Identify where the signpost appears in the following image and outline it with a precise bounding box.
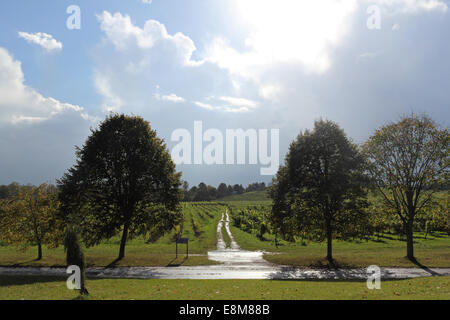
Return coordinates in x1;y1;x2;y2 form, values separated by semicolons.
176;237;189;258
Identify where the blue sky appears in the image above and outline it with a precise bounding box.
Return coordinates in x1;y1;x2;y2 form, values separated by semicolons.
0;0;449;187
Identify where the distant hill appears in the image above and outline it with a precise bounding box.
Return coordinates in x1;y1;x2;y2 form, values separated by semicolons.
218;191;270;202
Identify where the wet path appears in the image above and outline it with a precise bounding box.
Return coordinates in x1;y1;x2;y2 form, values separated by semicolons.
207;209;270;266
1;266;449;280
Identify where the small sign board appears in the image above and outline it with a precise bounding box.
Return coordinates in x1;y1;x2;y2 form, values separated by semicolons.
177;238;188;244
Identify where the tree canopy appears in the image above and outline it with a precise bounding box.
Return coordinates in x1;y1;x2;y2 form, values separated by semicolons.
58;114;183;259
363;114;449;260
0;183;62;260
269;120;369;261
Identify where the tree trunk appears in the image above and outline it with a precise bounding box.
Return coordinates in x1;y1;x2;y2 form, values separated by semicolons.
406;219;414;260
326;219;333;262
37;242;42;261
118;221;129;260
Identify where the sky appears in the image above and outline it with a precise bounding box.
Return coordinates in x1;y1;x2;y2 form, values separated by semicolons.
0;0;449;187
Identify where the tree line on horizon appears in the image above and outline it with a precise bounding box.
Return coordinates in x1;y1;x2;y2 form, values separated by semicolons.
0;181;267;202
182;182;267;202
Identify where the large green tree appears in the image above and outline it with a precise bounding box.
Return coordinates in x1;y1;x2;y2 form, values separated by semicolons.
0;184;63;260
58;114;182;260
363;114;449;260
269;120;369;261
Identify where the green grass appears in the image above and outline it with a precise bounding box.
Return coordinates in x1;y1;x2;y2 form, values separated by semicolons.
222;223;231;249
0;203;226;268
0;276;448;300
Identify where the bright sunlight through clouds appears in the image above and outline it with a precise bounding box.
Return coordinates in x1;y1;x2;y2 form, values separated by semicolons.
218;0;358;74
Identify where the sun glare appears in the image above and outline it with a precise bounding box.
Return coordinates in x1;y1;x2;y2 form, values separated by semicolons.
235;0;357;72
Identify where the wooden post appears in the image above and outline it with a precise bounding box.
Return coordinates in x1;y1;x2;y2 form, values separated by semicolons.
176;238;188;259
176;238;189;258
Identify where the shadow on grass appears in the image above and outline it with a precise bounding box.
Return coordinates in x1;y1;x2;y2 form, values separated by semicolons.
409;257;440;276
427;232;448;239
166;256;188;267
105;257;123;268
266;277;415;284
3;258;42;267
307;258;358;269
369;238;387;244
372;232;443;242
375;234;406;242
0;275;65;287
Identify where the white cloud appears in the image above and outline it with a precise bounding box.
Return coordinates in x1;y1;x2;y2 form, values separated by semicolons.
194;96;258;113
204;38;254;78
10;116;48;125
94;72;123;112
222;106;255;113
194;101;218;111
153;92;258;112
392;23;401;30
0;47;91;125
18;32;62;52
357;51;384;63
94;3;447;120
205;0;358;77
205;0;447;80
94;11;261;115
371;0;447;14
97;11;198;66
142;0;152;4
259;85;282;101
218;96;258;109
155;93;186;103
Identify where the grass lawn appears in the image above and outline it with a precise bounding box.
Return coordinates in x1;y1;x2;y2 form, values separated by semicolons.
0;203;225;268
221;223;232;248
0;276;448;300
